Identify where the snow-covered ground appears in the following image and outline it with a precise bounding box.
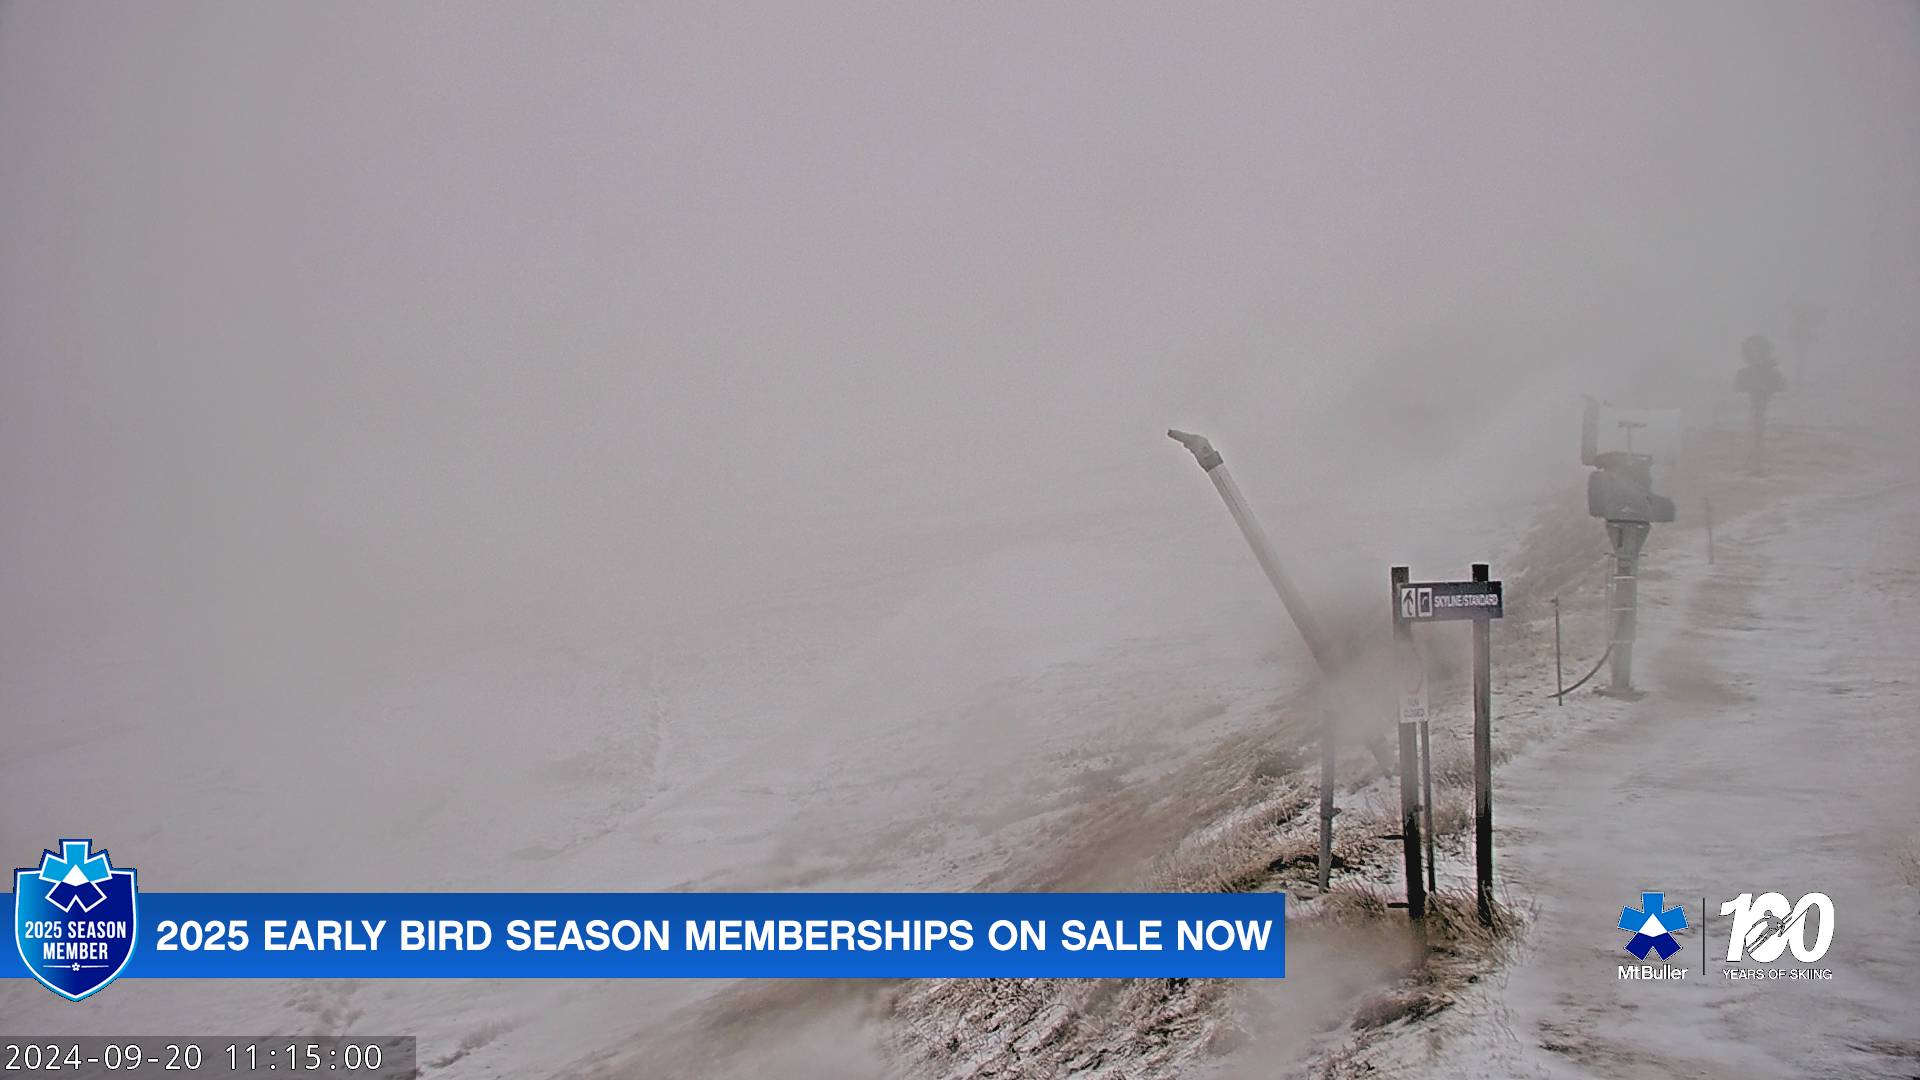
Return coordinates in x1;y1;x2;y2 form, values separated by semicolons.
15;391;1916;1080
1324;440;1920;1075
8;384;1913;1080
9;4;1920;1074
0;429;1556;1074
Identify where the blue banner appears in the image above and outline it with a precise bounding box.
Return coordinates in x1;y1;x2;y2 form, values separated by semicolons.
85;893;1284;979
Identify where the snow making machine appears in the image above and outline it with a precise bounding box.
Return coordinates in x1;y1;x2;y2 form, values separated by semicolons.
1581;398;1679;699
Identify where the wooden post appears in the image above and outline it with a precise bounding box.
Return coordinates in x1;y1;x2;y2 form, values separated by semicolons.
1472;562;1494;926
1391;566;1426;931
1319;719;1335;891
1420;716;1436;894
1552;595;1563;704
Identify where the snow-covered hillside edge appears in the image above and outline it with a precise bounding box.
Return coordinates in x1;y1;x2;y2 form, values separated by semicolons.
851;418;1910;1079
1307;442;1920;1076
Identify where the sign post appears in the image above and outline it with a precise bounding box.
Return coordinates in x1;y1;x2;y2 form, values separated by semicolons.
1394;615;1438;891
1392;564;1504;927
1390;567;1426;934
1418;697;1436;895
1471;563;1494;926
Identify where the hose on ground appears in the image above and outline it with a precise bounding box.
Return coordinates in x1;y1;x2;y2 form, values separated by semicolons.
1554;640;1614;700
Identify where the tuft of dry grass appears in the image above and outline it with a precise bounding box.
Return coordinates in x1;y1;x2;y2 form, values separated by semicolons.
1430;743;1517;789
1152;811;1282;894
1149;778;1318;894
1250;745;1306;780
1261;834;1347;878
1303;883;1521;957
1428;792;1473;840
1421;886;1524;958
1311;880;1397;926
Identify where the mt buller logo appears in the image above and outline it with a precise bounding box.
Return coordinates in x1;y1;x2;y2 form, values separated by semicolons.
14;839;138;1001
1618;890;1686;960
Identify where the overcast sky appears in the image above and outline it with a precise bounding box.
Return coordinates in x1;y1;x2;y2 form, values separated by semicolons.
4;2;1917;693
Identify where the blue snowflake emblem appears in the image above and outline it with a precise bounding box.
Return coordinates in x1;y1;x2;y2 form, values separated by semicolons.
37;840;115;914
1618;890;1687;960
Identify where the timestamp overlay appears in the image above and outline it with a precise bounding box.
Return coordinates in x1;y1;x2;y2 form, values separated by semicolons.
0;1038;414;1078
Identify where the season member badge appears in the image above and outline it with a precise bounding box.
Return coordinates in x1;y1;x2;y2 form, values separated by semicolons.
14;839;138;1000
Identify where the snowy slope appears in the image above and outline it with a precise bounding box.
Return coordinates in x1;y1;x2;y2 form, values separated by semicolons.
1315;448;1920;1075
0;435;1558;1074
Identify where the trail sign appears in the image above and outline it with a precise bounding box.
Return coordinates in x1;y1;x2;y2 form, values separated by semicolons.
1395;579;1503;623
1391;563;1502;932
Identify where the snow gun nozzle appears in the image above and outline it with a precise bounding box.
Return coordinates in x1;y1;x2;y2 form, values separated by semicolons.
1167;429;1223;471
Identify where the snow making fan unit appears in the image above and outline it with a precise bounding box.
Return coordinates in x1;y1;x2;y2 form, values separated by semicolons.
1582;399;1678;525
1580;398;1680;699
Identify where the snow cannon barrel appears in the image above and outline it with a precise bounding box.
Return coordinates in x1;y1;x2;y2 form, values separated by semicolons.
1167;429;1223;471
1165;429;1330;671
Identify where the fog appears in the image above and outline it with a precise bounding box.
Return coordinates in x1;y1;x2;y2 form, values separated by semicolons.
7;3;1916;689
3;1;1919;1065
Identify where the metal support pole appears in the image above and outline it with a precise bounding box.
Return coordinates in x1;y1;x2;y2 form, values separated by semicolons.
1168;432;1332;666
1318;717;1335;891
1552;596;1563;704
1168;430;1352;890
1605;522;1649;698
1472;562;1494;927
1216;447;1399;790
1390;567;1426;930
